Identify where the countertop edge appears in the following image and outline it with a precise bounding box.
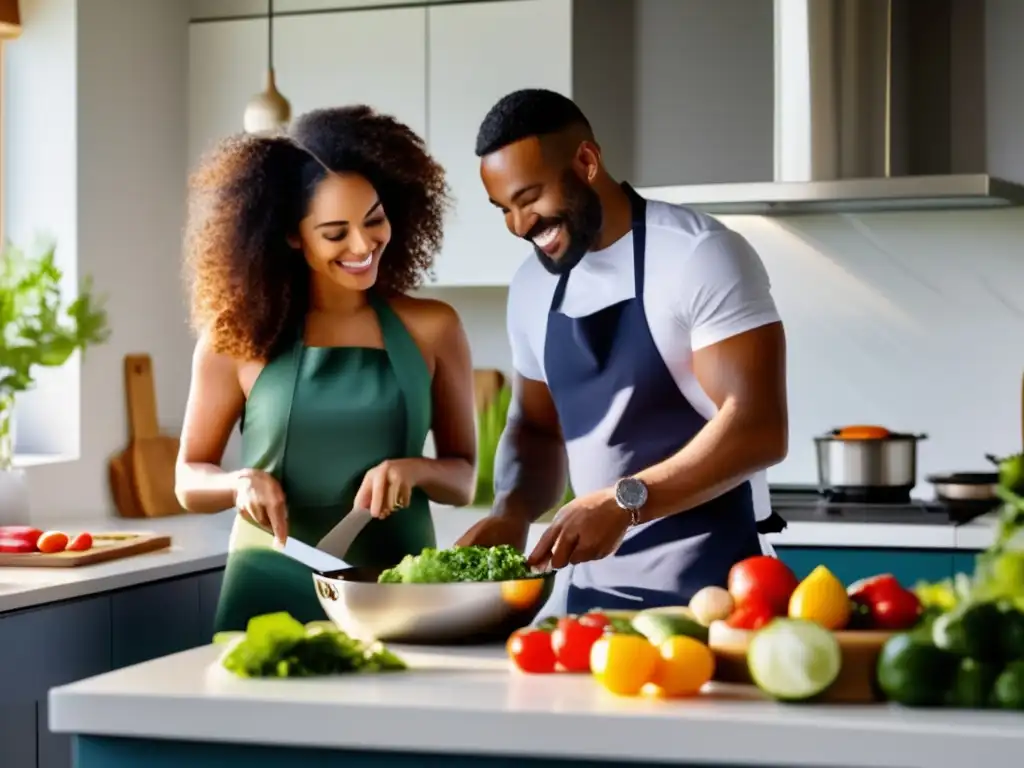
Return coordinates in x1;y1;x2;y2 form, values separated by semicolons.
46;644;1022;768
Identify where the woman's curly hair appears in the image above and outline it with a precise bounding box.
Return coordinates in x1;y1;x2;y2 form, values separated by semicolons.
184;105;450;361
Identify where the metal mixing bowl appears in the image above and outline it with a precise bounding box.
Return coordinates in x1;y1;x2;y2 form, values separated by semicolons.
311;566;556;645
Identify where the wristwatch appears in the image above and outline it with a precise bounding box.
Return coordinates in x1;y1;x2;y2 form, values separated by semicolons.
614;477;648;527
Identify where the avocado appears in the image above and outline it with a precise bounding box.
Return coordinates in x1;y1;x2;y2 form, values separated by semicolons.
947;658;1001;709
931;600;1003;662
997;602;1024;661
991;660;1024;710
876;632;957;707
631;606;709;645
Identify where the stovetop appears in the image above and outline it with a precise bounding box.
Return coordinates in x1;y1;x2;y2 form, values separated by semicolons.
770;486;998;526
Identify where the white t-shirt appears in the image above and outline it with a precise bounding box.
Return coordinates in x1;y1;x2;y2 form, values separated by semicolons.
506;199;781;522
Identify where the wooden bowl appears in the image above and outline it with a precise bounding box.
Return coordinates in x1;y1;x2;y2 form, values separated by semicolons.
708;621;893;703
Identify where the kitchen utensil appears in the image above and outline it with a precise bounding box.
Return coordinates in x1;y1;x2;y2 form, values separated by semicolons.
0;533;171;568
814;427;927;499
312;568;556;645
927;471;999;502
125;355;185;518
316;507;372;558
708;620;893;703
273;536;349;574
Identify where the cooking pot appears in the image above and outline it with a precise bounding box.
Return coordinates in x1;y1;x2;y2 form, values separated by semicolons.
814;426;927;497
926;454;1007;503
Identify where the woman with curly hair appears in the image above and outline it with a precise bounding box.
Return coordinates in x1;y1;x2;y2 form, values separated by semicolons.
176;106;476;631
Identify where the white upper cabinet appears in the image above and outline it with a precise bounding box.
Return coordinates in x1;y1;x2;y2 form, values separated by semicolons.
188;19;267;170
273;8;427;138
426;0;572;287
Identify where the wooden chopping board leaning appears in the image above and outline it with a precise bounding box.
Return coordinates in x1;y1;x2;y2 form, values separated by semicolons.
108;354;185;518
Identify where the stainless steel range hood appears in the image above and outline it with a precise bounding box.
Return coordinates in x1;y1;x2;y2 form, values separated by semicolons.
640;0;1024;215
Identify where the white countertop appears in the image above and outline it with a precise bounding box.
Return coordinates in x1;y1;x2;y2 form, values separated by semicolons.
48;642;1024;767
0;506;998;616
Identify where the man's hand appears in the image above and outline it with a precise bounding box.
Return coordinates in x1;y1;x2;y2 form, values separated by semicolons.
527;488;630;570
455;514;531;551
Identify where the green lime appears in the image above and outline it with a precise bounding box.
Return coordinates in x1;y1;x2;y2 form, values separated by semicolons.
877;632;957;707
931;601;1003;661
991;660;1024;710
997;602;1024;661
947;658;1001;708
747;618;842;702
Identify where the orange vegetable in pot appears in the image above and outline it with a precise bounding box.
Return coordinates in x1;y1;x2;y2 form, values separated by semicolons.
835;425;891;440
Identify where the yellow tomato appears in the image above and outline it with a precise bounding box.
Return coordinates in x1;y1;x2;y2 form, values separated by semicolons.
589;634;659;696
649;636;716;698
788;565;852;630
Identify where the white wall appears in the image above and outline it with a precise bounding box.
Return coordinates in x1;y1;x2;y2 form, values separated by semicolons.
424;206;1024;492
5;0;194;521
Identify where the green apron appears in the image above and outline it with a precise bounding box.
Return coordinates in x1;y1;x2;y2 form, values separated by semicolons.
213;292;436;633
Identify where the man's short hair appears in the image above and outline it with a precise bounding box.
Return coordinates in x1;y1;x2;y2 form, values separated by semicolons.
474;88;592;158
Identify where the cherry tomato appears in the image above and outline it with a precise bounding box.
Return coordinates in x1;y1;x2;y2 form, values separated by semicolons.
870;589;922;631
37;531;69;554
726;598;775;630
507;628;557;674
552;617;605;672
727;556;799;615
578;612;611;630
67;532;94;552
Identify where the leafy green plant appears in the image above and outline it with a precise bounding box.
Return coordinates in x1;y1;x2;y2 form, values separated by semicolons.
473;383;573;511
0;239;110;468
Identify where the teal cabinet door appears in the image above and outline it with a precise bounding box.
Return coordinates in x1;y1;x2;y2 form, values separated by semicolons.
953;552;980;578
111;578;202;669
775;547;955;586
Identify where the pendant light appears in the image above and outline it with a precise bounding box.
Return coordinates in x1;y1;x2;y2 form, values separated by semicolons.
243;0;291;134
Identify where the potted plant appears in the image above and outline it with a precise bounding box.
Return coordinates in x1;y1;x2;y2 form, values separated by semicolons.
0;239;109;521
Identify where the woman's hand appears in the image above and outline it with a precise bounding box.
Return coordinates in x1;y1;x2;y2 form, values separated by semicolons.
233;468;289;544
354;459;422;519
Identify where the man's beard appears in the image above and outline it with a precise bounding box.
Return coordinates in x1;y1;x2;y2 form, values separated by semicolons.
527;171;603;276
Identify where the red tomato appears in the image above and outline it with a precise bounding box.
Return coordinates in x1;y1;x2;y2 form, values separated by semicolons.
0;537;37;553
37;531;69;554
67;532;94;552
578;612;611;630
551;617;605;672
725;598;775;630
869;589;922;631
0;526;42;546
507;629;557;674
727;556;799;615
847;573;901;602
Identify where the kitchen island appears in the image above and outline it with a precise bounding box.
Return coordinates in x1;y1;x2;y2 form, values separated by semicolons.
1;503;1003;768
49;642;1024;768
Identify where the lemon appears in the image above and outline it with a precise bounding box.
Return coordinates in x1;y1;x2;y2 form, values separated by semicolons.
788;565;852;630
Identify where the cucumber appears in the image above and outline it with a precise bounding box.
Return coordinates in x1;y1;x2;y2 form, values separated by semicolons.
631;606;709;645
746;618;842;702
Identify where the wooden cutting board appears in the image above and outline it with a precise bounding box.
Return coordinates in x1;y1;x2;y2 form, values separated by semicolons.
0;532;172;568
125;354;185;517
109;356;147;518
708;620;893;703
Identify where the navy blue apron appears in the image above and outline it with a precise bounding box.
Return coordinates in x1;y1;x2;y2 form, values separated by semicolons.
541;183;770;616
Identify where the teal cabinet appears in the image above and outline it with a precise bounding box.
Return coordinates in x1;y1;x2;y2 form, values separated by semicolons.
0;567;226;768
953;552;979;578
111;578;203;669
775;547;956;586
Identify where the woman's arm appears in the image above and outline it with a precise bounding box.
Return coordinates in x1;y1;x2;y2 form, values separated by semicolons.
406;301;477;506
175;334;247;513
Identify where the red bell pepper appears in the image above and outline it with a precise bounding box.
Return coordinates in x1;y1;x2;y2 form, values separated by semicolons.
847;573;921;630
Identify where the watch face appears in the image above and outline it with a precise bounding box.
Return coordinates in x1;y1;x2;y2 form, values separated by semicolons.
616;478;648;510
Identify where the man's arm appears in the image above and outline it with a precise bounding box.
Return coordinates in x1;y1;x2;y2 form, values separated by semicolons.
492;374;569;524
634;320;788;522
